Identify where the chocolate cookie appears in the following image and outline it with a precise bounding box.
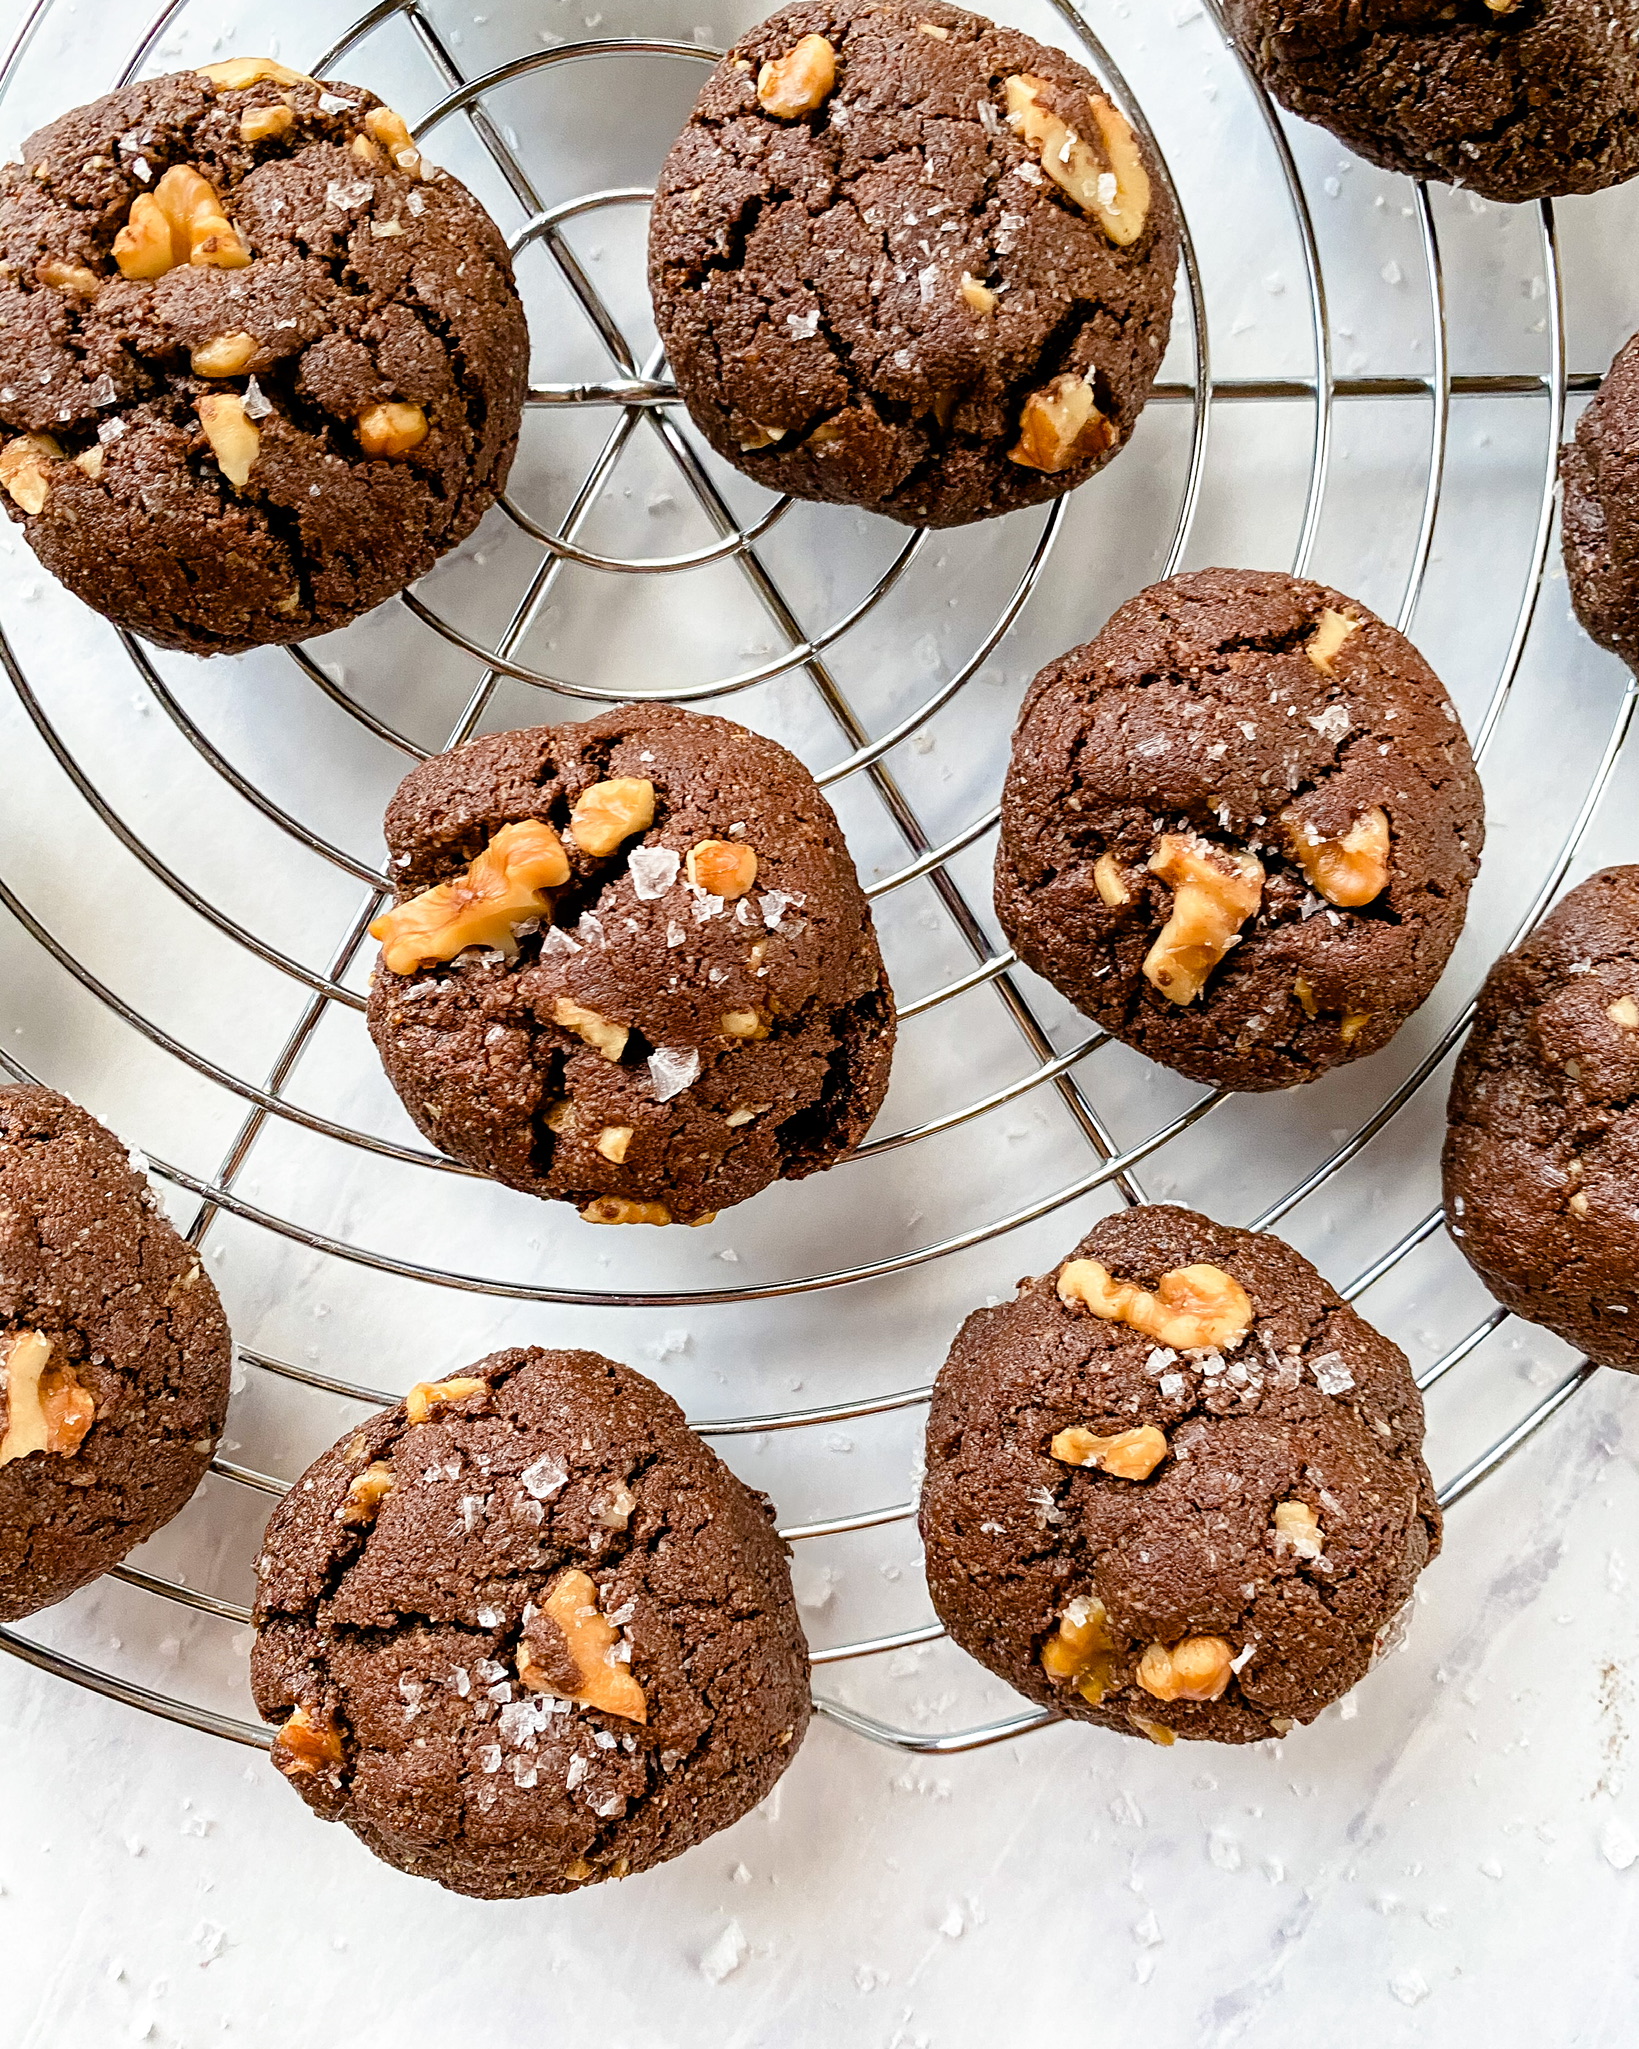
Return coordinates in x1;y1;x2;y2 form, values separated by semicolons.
251;1347;811;1897
0;59;528;655
994;568;1484;1091
1224;0;1639;205
920;1205;1440;1744
648;0;1179;528
1562;333;1639;668
1444;867;1639;1369
0;1085;232;1621
366;703;895;1226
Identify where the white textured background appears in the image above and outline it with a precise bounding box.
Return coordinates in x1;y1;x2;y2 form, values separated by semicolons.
1;0;1638;2043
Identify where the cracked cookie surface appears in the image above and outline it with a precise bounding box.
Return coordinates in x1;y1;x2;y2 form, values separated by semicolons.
0;1084;232;1620
365;702;895;1224
994;567;1484;1091
648;0;1178;528
0;65;527;654
1224;0;1639;204
1563;332;1639;669
1444;866;1639;1370
250;1346;811;1897
920;1205;1440;1744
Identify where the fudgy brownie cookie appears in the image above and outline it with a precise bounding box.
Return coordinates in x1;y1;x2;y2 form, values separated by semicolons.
921;1205;1440;1744
994;568;1484;1091
1563;333;1639;668
1444;867;1639;1369
252;1347;811;1897
0;1085;232;1620
366;703;895;1225
1224;0;1639;205
0;59;527;654
649;0;1179;528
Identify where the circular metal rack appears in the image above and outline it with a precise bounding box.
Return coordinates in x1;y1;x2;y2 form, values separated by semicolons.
0;0;1625;1760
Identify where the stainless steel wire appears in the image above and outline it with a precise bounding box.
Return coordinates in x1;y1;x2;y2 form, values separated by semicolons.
0;0;1618;1761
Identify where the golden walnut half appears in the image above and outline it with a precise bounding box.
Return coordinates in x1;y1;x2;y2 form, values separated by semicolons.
1136;1635;1235;1703
567;777;656;858
271;1702;346;1779
1058;1256;1254;1352
0;434;60;515
686;838;758;899
371;819;570;975
1281;804;1391;909
1050;1423;1168;1480
0;1330;95;1466
403;1375;488;1424
756;33;837;118
1039;1594;1116;1705
516;1567;648;1722
113;164;250;279
1009;372;1116;474
1143;832;1264;1005
1002;74;1150;245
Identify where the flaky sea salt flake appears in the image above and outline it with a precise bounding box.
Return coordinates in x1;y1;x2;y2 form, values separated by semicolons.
649;1045;701;1102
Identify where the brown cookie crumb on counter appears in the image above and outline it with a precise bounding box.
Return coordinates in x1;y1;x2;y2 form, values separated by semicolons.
251;1347;812;1897
0;59;527;653
0;1084;232;1620
1444;866;1639;1370
920;1205;1440;1744
994;568;1484;1091
649;0;1178;527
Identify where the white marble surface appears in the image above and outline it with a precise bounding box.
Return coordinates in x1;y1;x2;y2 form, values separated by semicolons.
1;0;1638;2042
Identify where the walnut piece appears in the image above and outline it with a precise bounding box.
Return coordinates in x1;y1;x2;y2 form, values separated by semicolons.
241;104;295;145
1136;1635;1235;1703
357;401;428;458
1009;371;1115;474
568;777;656;858
960;271;997;314
113;165;250;279
725;1102;770;1128
738;421;788;452
196;393;260;489
364;106;424;177
339;1461;395;1526
0;1330;95;1466
1002;74;1150;245
720;1008;770;1040
1273;1498;1323;1561
756;33;837;118
1142;831;1264;1004
1093;851;1132;906
271;1703;345;1778
1281;804;1390;909
1340;1010;1371;1045
1050;1422;1167;1480
191;330;258;378
517;1567;647;1721
686;838;758;899
595;1124;633;1164
0;433;60;514
552;997;630;1063
1610;997;1639;1028
198;56;312;88
1058;1256;1254;1352
404;1375;487;1424
74;445;104;480
581;1197;673;1225
370;819;570;975
37;258;99;294
1306;607;1360;674
1039;1594;1115;1705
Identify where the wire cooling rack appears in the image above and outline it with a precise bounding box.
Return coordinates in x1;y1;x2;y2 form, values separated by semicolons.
0;0;1627;1763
